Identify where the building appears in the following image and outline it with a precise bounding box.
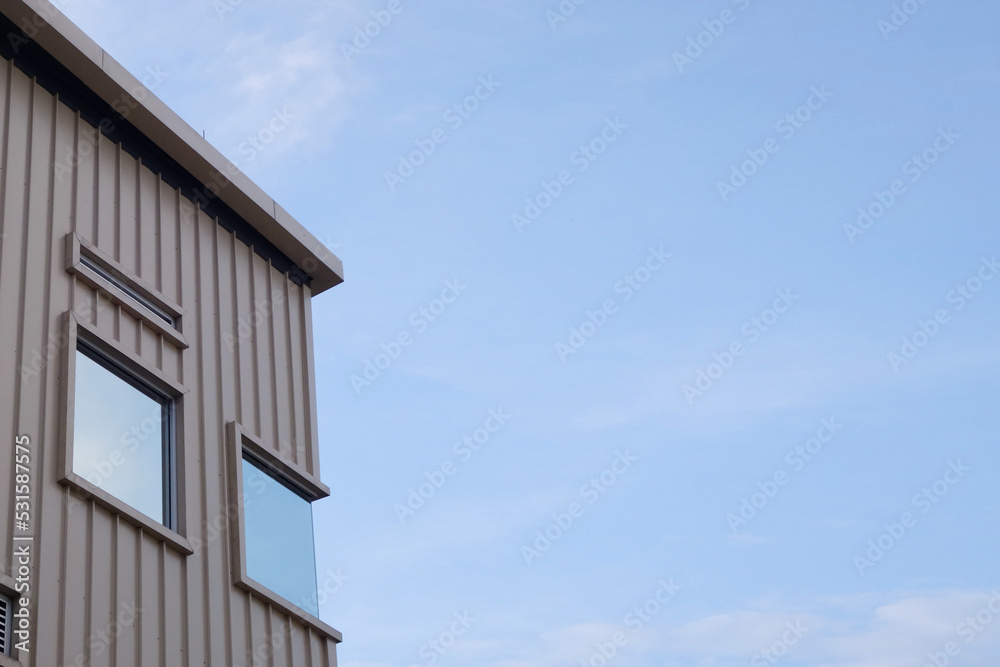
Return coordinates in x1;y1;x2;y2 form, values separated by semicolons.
0;0;344;664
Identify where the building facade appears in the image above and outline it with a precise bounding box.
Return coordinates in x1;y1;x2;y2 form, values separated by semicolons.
0;1;344;665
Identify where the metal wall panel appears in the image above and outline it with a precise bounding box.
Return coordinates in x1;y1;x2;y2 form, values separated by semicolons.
0;59;338;667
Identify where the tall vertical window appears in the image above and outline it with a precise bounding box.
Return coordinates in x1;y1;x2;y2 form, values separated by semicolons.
226;422;335;639
241;456;319;616
72;343;174;527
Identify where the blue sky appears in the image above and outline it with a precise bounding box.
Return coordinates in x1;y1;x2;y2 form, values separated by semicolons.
55;0;1000;664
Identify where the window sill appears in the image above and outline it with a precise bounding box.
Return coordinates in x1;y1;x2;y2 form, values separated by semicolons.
59;472;193;556
234;577;343;643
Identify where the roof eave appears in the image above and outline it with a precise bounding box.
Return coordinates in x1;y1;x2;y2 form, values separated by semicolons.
0;0;344;294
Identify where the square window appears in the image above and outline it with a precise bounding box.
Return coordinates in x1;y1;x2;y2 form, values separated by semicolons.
241;455;319;616
72;342;175;527
58;312;190;554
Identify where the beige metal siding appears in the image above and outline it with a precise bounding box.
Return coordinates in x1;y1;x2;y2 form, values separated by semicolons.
0;58;337;667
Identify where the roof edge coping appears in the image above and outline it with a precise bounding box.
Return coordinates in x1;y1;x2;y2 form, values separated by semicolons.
1;0;343;294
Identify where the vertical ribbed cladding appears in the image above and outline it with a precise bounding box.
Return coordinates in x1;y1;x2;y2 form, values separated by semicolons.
0;59;335;666
0;56;12;648
0;58;20;589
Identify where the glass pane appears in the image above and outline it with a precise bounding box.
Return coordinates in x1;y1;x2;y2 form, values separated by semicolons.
73;348;166;524
242;457;319;616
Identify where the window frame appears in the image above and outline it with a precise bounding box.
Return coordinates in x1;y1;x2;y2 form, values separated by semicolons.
225;421;341;642
65;232;188;349
0;572;21;666
58;312;192;556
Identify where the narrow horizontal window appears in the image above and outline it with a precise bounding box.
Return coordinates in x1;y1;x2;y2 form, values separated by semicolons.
65;233;188;349
73;342;175;527
79;253;176;326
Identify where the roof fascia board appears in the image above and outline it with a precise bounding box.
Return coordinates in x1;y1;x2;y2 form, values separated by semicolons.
0;0;343;294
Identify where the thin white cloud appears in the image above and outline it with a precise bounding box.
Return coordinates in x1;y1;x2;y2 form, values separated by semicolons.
211;27;350;155
424;589;1000;667
492;622;631;667
336;491;567;581
58;0;360;172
